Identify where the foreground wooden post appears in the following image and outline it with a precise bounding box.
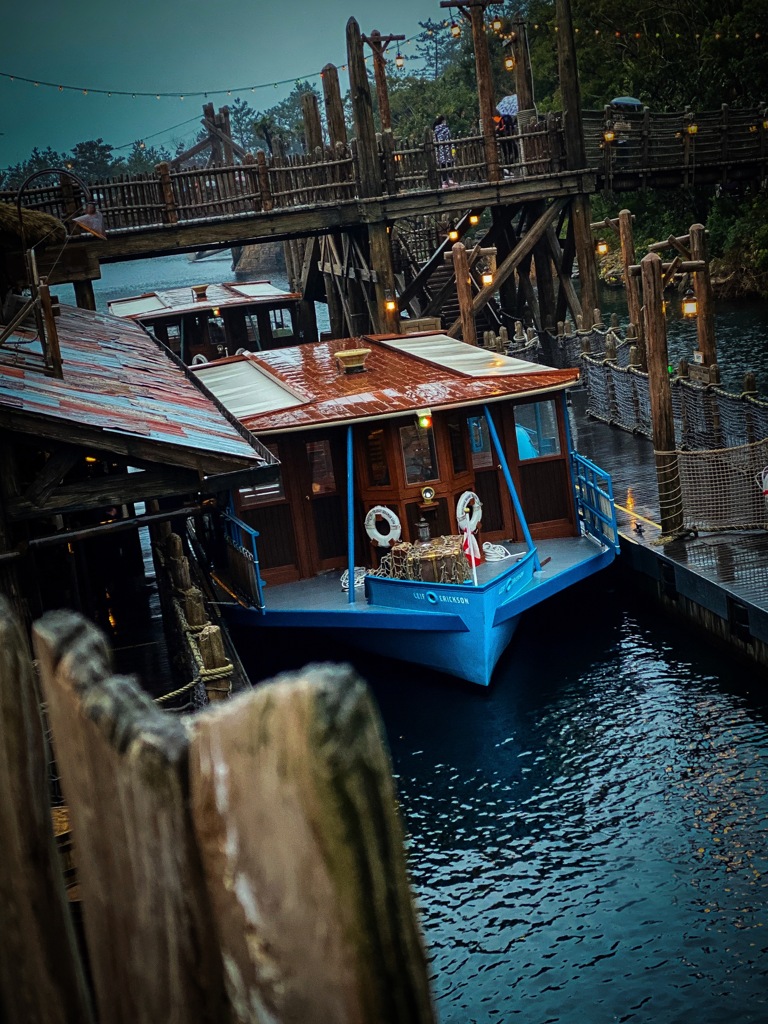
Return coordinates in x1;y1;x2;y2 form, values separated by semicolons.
0;599;95;1024
188;663;436;1024
33;612;230;1024
641;252;684;536
452;241;477;345
347;17;383;198
154;162;179;225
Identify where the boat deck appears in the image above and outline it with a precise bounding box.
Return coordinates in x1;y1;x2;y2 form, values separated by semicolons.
259;536;608;615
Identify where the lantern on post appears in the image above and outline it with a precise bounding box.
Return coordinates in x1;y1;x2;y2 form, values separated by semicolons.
682;288;698;317
491;15;503;32
596;239;609;256
481;268;493;287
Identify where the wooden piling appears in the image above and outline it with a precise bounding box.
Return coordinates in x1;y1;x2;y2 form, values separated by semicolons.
301;91;324;154
689;223;717;366
468;3;500;183
452;242;477;345
347;18;383;198
321;64;348;149
618;209;643;345
641;252;684;536
0;598;95;1024
187;663;436;1024
154;162;179;225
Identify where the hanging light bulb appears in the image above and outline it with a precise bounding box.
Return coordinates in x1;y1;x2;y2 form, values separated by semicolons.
395;51;405;69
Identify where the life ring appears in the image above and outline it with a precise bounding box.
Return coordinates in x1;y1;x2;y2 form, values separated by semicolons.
364;505;402;547
456;490;483;532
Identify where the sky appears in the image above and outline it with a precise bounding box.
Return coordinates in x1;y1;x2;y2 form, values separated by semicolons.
0;0;446;168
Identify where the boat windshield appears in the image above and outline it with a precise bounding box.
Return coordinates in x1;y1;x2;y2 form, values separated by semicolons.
514;399;560;459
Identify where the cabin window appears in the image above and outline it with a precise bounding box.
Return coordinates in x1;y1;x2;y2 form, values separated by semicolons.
238;442;284;507
364;428;391;487
467;415;493;469
307;440;336;495
447;419;468;474
399;423;439;485
514;400;561;460
269;307;294;340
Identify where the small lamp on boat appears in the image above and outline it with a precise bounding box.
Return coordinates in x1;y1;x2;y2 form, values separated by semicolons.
420;485;437;506
682;288;698;317
417;408;432;429
595;238;609;256
416;516;432;544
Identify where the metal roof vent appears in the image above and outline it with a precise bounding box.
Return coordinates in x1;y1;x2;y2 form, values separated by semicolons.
191;285;208;300
336;347;371;374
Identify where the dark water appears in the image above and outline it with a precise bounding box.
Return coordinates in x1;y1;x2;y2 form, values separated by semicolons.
364;574;768;1023
95;255;768;1023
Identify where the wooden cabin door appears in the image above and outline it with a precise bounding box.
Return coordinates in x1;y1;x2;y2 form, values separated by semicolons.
287;432;348;576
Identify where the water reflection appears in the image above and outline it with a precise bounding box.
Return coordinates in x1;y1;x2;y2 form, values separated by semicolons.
369;577;768;1024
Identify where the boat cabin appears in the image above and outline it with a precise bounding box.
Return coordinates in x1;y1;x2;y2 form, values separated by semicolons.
108;280;313;364
192;332;582;586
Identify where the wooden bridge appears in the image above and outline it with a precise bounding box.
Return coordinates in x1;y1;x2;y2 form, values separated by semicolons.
4;13;767;340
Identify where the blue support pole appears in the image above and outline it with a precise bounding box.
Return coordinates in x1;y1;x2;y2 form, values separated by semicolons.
483;404;541;570
346;425;356;604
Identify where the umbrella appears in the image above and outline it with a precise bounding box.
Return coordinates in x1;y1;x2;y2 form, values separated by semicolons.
496;94;519;118
610;96;642;111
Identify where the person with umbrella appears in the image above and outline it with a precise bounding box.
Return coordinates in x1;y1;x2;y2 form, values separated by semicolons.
495;94;519;171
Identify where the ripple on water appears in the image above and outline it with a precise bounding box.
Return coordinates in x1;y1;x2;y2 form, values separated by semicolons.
375;593;768;1024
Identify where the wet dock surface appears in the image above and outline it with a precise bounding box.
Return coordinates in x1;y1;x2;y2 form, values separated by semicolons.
570;389;768;623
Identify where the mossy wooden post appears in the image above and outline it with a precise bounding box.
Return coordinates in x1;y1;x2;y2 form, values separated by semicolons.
32;611;230;1024
689;223;717;367
0;599;95;1024
347;17;383;199
641;252;684;536
618;208;643;346
154;162;178;225
255;150;273;211
198;623;232;702
555;0;599;324
301;91;324;155
188;664;436;1024
452;241;477;346
322;64;348;149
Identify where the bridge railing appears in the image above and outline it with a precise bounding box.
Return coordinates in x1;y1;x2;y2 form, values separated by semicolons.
5;106;765;236
583;104;768;183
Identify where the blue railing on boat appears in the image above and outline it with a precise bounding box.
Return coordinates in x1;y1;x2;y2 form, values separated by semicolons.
220;509;266;612
571;452;620;553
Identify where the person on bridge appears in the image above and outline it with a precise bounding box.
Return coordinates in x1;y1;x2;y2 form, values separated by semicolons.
433;115;457;187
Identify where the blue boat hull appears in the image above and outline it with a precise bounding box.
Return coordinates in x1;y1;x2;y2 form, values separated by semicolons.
224;541;615;687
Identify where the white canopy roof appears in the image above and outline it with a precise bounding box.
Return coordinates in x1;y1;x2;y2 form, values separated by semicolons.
193;358;306;418
376;333;544;376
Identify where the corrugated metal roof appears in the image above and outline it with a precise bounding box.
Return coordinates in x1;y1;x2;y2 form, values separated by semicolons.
193;334;580;434
0;304;269;469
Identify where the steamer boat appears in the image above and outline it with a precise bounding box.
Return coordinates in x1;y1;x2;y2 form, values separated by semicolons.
187;331;619;687
108;279;313;364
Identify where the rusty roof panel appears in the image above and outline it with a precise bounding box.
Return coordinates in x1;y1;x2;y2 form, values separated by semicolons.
0;304;267;466
206;336;580;434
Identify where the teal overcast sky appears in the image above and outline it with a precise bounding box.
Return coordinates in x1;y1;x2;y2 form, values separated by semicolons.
0;0;447;168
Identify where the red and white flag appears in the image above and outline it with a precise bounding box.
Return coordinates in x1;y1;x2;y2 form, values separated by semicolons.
462;527;482;568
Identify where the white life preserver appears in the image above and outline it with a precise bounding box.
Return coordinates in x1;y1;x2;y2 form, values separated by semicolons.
364;505;402;547
456;490;483;532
